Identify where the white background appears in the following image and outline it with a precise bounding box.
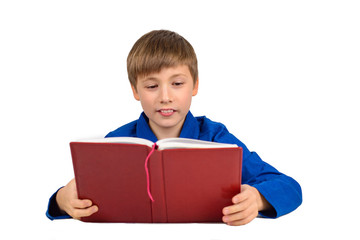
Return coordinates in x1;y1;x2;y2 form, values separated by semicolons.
1;0;359;239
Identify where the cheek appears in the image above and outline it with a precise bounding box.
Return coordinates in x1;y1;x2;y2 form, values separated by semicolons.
139;94;155;111
179;91;193;108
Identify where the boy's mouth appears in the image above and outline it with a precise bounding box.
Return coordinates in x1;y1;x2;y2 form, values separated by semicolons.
158;109;176;117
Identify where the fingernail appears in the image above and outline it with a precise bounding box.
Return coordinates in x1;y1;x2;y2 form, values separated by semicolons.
223;207;229;215
93;206;98;212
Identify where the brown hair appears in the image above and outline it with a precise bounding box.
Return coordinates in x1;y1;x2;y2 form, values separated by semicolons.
127;30;198;89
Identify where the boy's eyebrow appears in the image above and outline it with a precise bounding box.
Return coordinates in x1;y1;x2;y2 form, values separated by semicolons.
137;76;158;84
170;73;188;79
142;76;158;81
142;73;188;81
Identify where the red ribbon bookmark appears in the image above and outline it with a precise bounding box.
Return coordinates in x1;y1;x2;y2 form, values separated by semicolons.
145;143;156;202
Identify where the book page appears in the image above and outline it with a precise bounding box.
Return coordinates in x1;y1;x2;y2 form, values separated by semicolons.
73;137;154;148
156;138;238;150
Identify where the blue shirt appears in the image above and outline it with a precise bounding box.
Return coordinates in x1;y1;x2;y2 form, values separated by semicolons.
46;111;302;220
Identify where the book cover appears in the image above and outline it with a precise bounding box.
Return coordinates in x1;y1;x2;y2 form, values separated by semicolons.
70;137;242;223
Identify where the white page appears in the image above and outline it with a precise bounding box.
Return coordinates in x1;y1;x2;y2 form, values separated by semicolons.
73;137;154;148
156;138;238;150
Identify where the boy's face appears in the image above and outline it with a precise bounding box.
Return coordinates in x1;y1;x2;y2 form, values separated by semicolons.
132;65;199;139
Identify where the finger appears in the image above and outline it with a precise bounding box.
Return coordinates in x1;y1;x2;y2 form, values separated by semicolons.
232;186;254;204
70;199;93;209
223;195;254;215
71;205;99;220
222;206;253;223
223;202;248;215
226;211;258;226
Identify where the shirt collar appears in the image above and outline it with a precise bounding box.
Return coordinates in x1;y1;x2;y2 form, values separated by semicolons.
136;112;158;143
136;111;200;142
179;111;200;139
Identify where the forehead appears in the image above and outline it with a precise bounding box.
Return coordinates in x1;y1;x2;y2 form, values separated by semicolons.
138;65;192;81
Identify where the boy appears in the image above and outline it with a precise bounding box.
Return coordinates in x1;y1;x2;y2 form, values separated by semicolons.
46;30;302;226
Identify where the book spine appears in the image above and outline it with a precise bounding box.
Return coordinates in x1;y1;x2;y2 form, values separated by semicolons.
149;150;168;223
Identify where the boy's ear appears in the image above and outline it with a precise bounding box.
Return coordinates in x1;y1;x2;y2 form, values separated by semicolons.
131;84;140;101
192;78;199;96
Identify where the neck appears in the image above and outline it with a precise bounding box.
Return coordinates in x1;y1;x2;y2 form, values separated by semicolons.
149;121;184;140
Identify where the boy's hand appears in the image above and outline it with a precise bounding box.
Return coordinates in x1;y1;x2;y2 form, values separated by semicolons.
56;178;98;220
222;184;270;226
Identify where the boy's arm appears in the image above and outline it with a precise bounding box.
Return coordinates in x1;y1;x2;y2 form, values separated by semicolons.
46;179;98;220
212;123;302;220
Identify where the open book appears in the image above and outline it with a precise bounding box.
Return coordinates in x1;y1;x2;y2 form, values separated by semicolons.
70;137;243;223
77;137;239;150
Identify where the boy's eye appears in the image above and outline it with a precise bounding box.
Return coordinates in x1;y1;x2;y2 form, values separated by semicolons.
173;82;184;86
146;85;158;89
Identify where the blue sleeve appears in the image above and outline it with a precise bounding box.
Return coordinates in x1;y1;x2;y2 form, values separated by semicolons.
105;120;137;138
242;151;302;218
212;124;302;218
45;188;72;220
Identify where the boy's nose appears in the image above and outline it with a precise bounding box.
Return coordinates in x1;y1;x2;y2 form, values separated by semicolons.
160;86;172;103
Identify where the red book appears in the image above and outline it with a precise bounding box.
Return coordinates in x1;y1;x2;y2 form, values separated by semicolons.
70;137;242;223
